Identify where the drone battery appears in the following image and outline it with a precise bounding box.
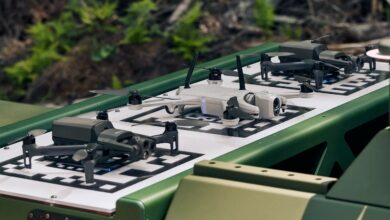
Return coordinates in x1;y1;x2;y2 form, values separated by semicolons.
279;41;327;60
52;117;114;145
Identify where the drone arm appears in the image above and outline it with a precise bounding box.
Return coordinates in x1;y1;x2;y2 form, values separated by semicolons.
319;57;354;73
22;144;87;168
277;91;313;99
260;61;313;80
133;96;199;110
262;61;313;72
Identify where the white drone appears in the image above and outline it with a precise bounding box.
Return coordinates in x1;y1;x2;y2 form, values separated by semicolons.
92;54;314;126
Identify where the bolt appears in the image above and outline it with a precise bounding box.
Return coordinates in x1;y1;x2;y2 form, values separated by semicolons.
28;212;34;219
50;195;57;199
45;213;50;219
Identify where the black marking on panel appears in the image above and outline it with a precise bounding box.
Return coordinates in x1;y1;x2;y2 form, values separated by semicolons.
0;149;202;193
123;105;313;138
236;69;389;96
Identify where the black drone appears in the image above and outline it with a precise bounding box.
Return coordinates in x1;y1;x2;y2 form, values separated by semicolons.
16;117;179;183
245;36;377;89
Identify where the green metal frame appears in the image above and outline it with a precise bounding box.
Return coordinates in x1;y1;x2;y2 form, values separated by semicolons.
0;42;388;220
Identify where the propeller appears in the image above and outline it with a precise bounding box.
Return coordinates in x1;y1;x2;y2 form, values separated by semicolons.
131;119;210;127
91;89;177;100
6;129;47;146
242;52;295;59
91;88;178;106
28;129;47;137
223;97;254;120
295;75;318;92
72;143;98;162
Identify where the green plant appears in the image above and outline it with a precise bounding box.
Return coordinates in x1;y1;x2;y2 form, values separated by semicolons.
281;24;302;40
253;0;274;30
70;0;118;32
169;2;212;60
5;12;79;87
111;74;123;89
120;0;158;44
91;42;116;62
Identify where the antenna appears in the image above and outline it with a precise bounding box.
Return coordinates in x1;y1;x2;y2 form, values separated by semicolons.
236;55;246;90
184;53;198;88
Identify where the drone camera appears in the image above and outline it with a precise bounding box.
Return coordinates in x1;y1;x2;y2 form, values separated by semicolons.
254;94;282;119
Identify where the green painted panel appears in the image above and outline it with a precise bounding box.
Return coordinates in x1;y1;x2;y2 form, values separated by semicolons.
0;101;52;127
124;87;388;220
302;195;363;220
327;127;390;208
0;196;113;220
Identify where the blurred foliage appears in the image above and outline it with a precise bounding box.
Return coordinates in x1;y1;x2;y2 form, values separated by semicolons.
253;0;274;30
4;0;213;92
69;0;118;32
169;2;212;60
120;0;158;44
281;24;302;40
91;41;116;61
111;74;123;89
5;12;79;89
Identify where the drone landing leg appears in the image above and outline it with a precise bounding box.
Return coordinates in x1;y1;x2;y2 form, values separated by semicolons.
23;151;32;169
82;160;96;184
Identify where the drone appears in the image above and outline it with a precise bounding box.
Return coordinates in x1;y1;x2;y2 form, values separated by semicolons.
15;117;179;183
245;36;377;89
91;54;314;127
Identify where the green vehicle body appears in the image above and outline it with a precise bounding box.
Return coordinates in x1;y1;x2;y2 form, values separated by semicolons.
0;42;388;220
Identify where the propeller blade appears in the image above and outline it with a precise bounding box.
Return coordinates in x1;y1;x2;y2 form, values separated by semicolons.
141;94;180;100
131;120;210;127
221;69;239;76
320;61;340;71
294;75;318;91
264;52;295;57
7;129;47;146
72;149;89;162
90;88;131;96
28;129;47;137
240;52;295;58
